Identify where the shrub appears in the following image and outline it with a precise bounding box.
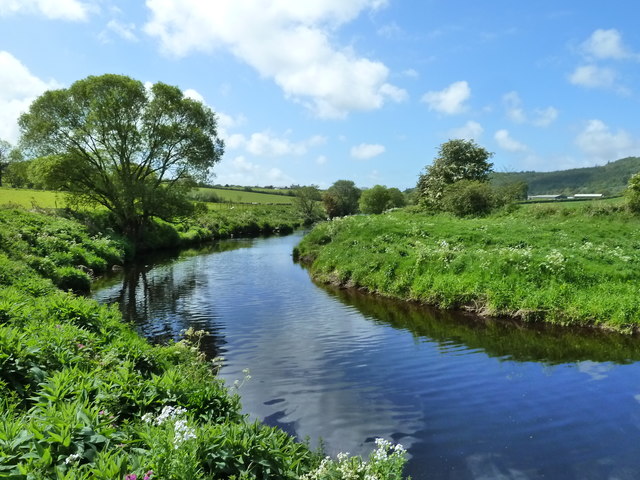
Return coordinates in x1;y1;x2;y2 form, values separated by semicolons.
626;172;640;213
440;180;496;217
54;266;91;293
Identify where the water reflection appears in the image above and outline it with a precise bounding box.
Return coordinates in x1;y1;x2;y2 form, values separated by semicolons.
91;233;640;480
320;284;640;365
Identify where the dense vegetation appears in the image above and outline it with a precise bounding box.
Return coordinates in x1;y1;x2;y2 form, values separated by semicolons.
0;208;408;479
295;201;640;332
492;156;640;196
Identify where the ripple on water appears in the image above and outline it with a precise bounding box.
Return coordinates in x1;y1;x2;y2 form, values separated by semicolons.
93;233;640;480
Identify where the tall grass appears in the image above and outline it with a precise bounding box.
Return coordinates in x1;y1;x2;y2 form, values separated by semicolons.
295;203;640;332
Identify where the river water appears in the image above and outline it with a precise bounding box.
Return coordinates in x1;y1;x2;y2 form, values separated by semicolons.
92;232;640;480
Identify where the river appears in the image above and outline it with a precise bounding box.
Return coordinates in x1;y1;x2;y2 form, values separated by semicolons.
92;231;640;480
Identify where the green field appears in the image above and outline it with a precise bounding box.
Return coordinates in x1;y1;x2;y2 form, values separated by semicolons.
0;186;295;209
195;187;294;204
295;201;640;332
0;187;66;208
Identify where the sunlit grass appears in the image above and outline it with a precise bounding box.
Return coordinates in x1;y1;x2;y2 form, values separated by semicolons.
296;203;640;331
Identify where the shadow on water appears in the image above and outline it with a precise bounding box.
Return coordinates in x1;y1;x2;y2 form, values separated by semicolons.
92;238;257;358
319;283;640;364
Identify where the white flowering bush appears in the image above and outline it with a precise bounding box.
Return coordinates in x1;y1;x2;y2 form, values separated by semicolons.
301;438;407;480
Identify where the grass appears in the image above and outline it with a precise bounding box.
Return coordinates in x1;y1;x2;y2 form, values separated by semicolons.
0;207;408;479
295;201;640;332
194;187;295;204
0;187;66;208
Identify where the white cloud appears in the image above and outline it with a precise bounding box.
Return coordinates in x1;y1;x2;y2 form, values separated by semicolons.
183;88;205;103
421;81;470;115
575;119;640;162
316;155;328;165
532;106;559;127
228;131;326;157
494;129;528;153
0;0;92;21
216;155;294;186
448;121;483;141
502;91;526;124
0;51;60;143
143;0;405;118
581;28;639;61
569;64;617;89
350;143;385;160
402;68;419;78
502;91;558;127
101;19;138;42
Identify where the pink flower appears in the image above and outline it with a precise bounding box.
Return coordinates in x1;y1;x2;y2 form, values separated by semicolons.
125;475;137;480
77;343;86;349
144;471;154;480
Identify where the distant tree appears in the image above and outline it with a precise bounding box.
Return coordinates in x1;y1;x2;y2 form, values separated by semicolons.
323;180;361;218
417;139;494;210
5;159;31;188
0;139;12;187
387;187;407;209
19;74;224;242
494;180;528;204
292;185;323;224
359;185;406;214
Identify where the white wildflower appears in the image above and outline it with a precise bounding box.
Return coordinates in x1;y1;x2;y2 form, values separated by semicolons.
65;453;81;465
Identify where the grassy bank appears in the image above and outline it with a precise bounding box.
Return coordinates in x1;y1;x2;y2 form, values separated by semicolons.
1;208;407;479
295;203;640;332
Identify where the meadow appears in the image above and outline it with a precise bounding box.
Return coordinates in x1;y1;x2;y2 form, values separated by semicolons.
295;201;640;332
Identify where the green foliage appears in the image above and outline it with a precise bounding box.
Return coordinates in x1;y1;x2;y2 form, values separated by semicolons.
19;74;224;242
297;206;640;331
440;179;496;217
417;139;494;210
492;156;640;196
625;172;640;213
359;185;406;214
322;180;361;218
292;186;324;224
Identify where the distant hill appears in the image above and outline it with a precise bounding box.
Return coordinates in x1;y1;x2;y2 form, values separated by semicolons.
491;156;640;196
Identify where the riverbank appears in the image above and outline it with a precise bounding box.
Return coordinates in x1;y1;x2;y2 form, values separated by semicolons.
0;207;408;478
294;203;640;333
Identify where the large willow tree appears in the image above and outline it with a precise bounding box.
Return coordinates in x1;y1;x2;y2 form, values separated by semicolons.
19;74;224;241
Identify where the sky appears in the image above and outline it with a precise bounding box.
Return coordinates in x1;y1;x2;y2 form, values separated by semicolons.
1;1;640;190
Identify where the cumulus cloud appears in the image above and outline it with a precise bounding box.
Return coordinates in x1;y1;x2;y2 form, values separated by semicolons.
216;155;295;186
581;28;639;61
494;129;528;153
531;106;559;127
143;0;405;118
502;91;558;127
448;121;483;141
0;51;60;142
569;64;618;89
0;0;93;21
226;131;326;157
575;119;640;163
100;19;138;42
421;81;470;115
350;143;385;160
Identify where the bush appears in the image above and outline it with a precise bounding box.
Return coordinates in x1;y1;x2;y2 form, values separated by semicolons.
440;180;496;217
626;172;640;213
54;266;91;293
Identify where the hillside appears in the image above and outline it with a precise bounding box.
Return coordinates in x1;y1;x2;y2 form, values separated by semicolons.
491;156;640;196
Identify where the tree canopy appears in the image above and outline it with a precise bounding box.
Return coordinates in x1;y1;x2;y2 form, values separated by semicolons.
359;185;406;214
19;74;224;241
292;185;323;224
322;180;361;218
417;139;493;209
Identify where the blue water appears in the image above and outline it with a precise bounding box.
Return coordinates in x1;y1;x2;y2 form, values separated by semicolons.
93;232;640;480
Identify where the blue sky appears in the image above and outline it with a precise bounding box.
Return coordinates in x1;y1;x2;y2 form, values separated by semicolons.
1;0;639;189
